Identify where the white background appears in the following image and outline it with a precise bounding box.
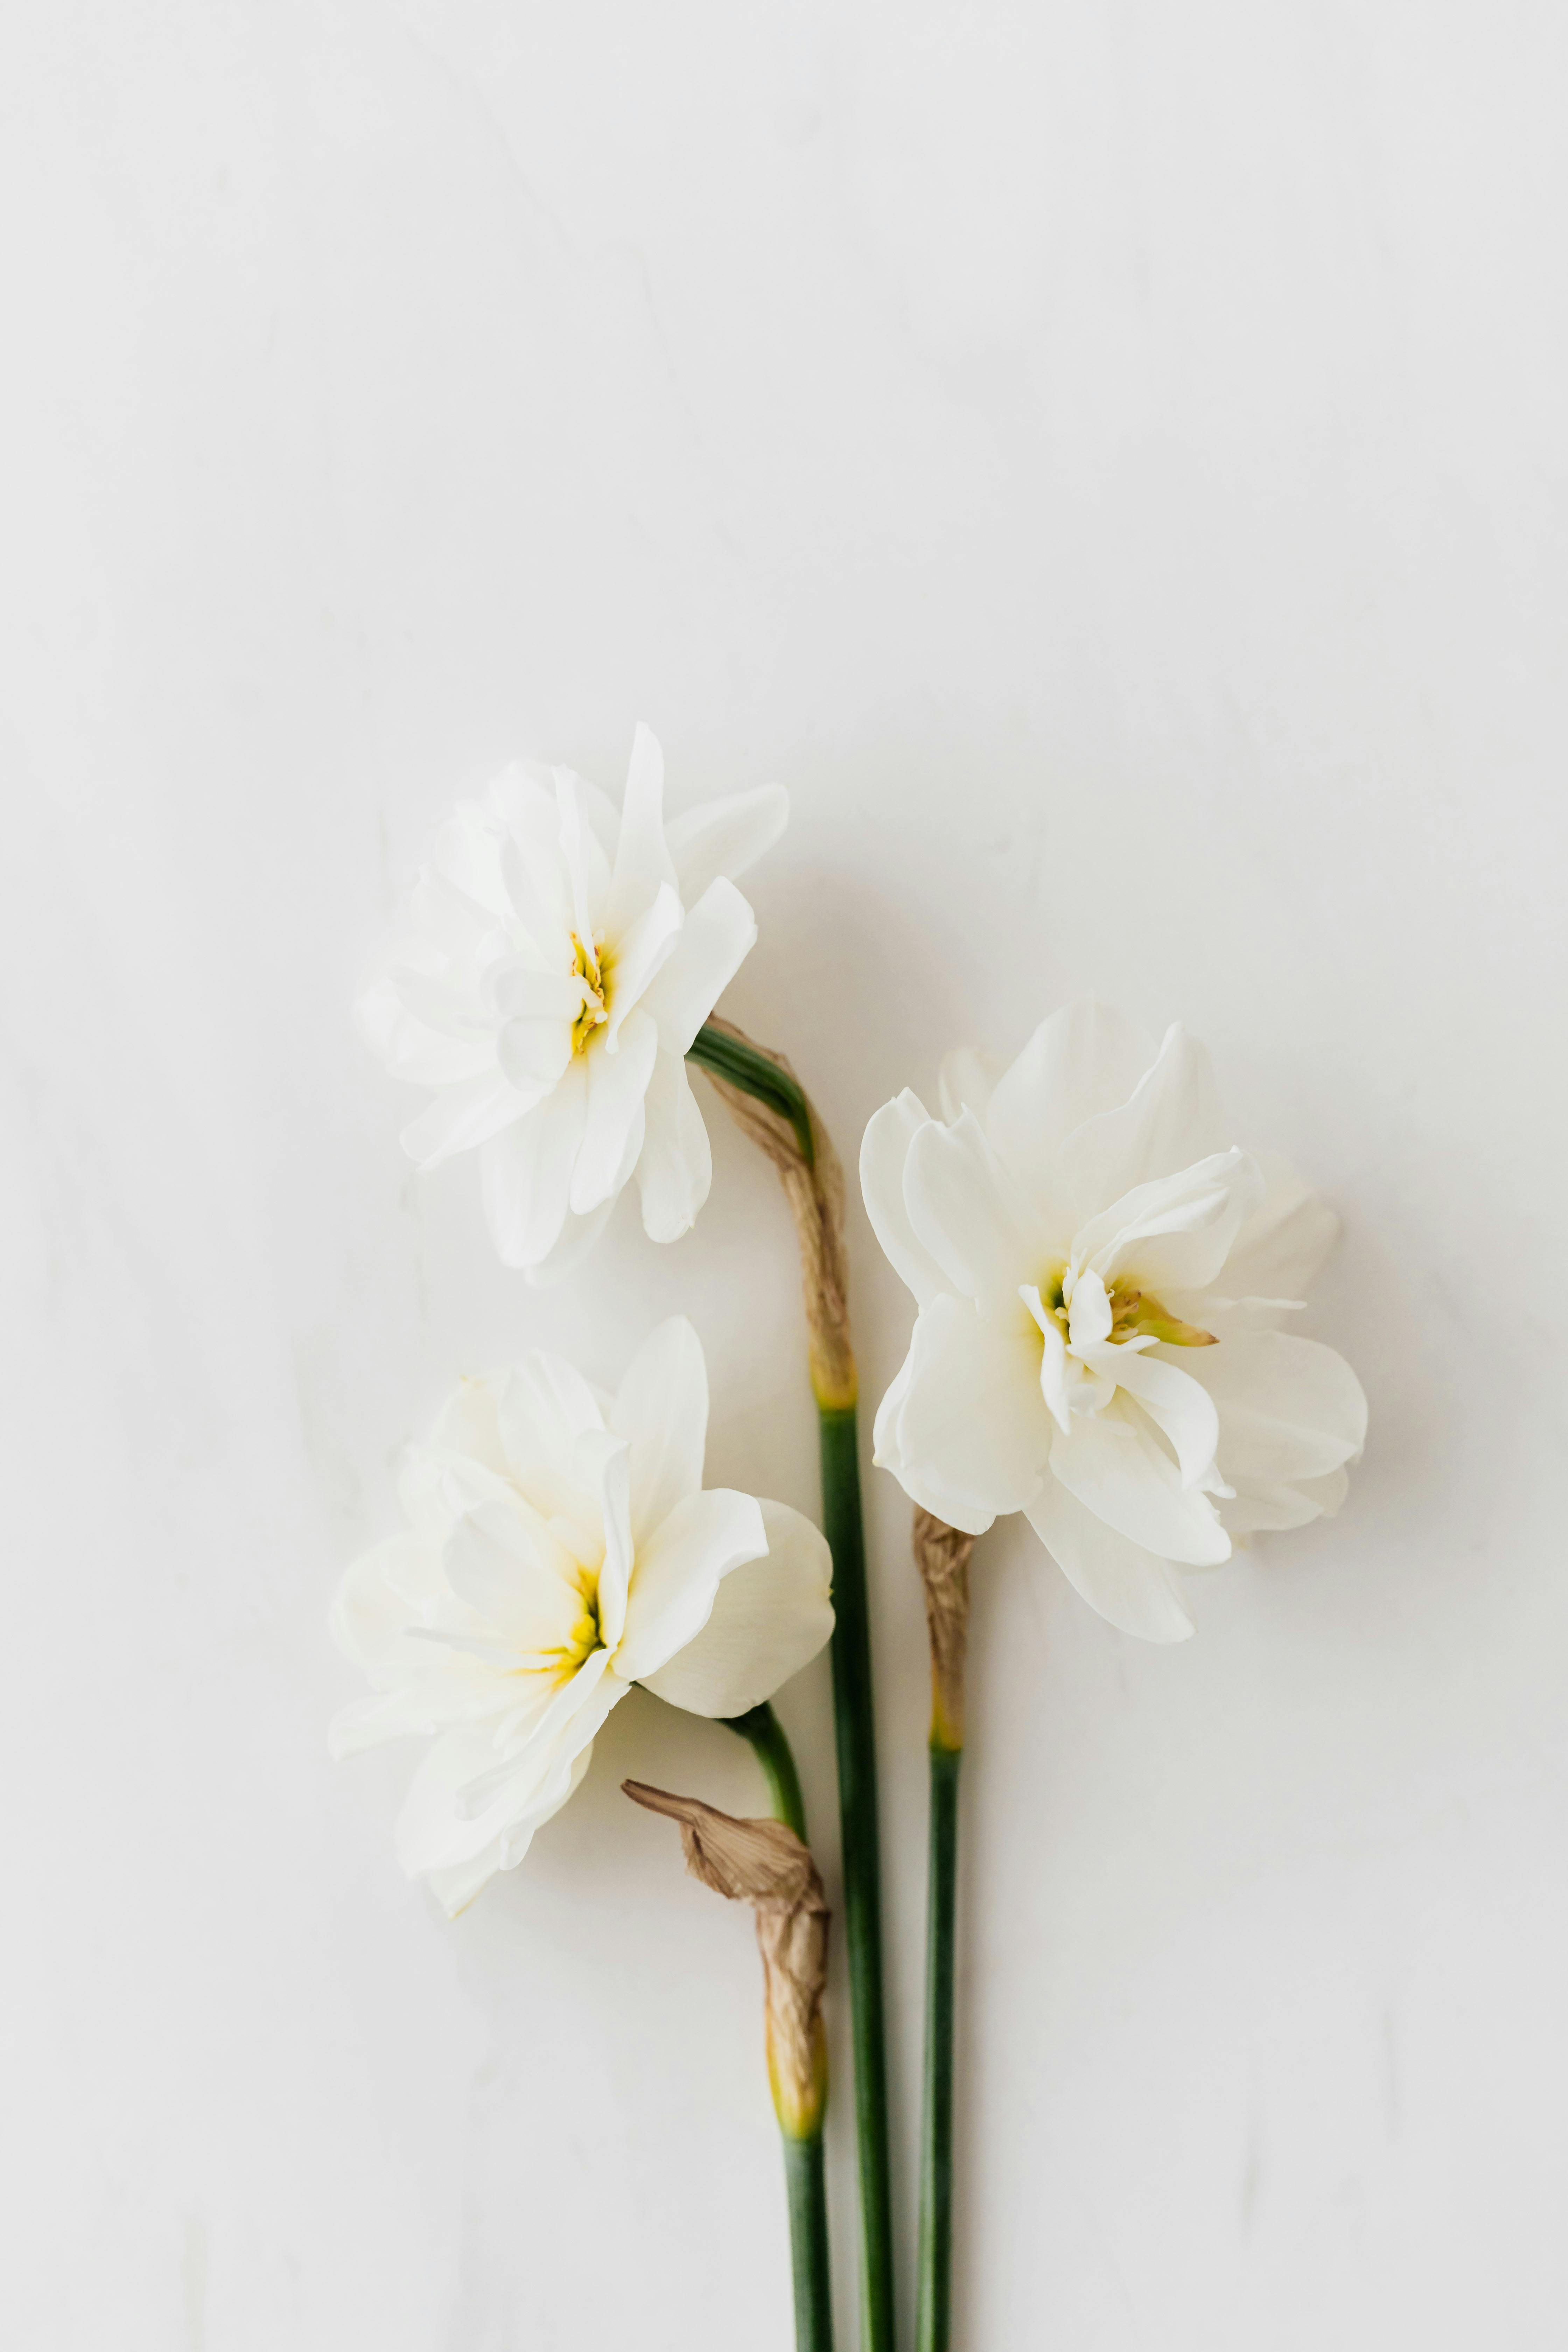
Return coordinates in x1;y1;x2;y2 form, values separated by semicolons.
5;5;1567;2346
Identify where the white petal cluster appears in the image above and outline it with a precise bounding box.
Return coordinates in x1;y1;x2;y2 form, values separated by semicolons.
362;726;787;1281
330;1319;833;1914
861;1002;1367;1644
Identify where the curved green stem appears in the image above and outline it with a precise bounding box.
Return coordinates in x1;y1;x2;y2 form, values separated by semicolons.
692;1021;891;2352
724;1701;808;1843
686;1024;816;1168
918;1739;961;2352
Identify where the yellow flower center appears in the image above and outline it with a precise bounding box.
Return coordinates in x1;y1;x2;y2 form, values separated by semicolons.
544;1565;603;1682
569;930;610;1054
1042;1264;1216;1349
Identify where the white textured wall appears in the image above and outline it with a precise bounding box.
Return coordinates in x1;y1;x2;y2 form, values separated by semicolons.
5;5;1566;2346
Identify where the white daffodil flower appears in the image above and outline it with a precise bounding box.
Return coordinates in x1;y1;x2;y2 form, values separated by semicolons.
861;1001;1367;1644
330;1319;833;1916
361;726;787;1281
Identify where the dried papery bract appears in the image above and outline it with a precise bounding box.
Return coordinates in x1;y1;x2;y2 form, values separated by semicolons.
690;1016;853;1410
909;1510;974;2352
912;1508;974;1756
623;1781;829;2140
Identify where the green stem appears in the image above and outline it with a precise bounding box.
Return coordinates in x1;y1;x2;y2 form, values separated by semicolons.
724;1701;808;1843
686;1024;816;1168
821;1404;895;2352
918;1740;961;2352
783;2131;835;2352
691;1021;892;2352
726;1703;834;2352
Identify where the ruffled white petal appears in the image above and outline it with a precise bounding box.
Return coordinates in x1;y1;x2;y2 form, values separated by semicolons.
880;1293;1052;1535
395;1658;621;1906
664;784;789;904
1219;1150;1341;1303
606;723;679;937
359;973;496;1088
1188;1331;1368;1484
636;1049;713;1243
982;1000;1147;1198
479;1063;587;1268
424;1373;510;1482
859;1092;950;1308
902;1110;1030;1302
441;1498;584;1647
608;1317;709;1547
937;1045;1000;1126
1054;1022;1228;1231
1025;1476;1195;1642
520;1197;617;1290
1076;1339;1221;1488
639;1499;833;1716
604;883;684;1042
497;1350;607;1493
400;1073;524;1170
639;876;757;1056
1071;1150;1265;1296
571;1008;659;1216
329;1533;447;1676
612;1488;769;1686
1048;1399;1231;1566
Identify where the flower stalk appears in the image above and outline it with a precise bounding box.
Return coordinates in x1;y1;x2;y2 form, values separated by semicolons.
911;1508;976;2352
725;1700;809;1843
690;1018;894;2352
624;1779;834;2351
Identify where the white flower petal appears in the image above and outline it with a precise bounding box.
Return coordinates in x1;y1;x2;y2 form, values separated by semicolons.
639;1499;833;1717
497;1349;607;1491
1049;1399;1231;1566
883;1292;1053;1535
329;1533;446;1676
1220;1478;1329;1535
552;769;612;943
983;1000;1147;1196
1024;1476;1195;1642
937;1045;1000;1126
859;1091;950;1308
479;1062;587;1267
1188;1331;1368;1484
1220;1149;1341;1302
592;1437;635;1655
520;1197;616;1289
665;784;789;904
400;1073;524;1170
571;1007;659;1215
1054;1022;1228;1231
604;883;683;1041
442;1499;585;1647
425;1738;599;1917
607;723;678;936
1079;1342;1220;1489
359;973;496;1088
396;1658;620;1889
608;1317;709;1547
639;876;758;1056
636;1048;713;1243
1072;1149;1265;1295
612;1488;769;1687
903;1110;1031;1302
425;1373;510;1480
491;965;581;1096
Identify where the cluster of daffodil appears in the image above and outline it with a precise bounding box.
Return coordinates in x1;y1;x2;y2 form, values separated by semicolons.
334;730;1367;2352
